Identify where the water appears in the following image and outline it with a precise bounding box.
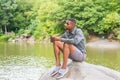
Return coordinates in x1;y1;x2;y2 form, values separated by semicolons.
86;46;120;71
0;42;54;80
0;42;120;80
0;56;52;80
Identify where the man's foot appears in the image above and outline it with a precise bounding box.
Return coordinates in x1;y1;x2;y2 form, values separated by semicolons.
50;66;61;76
56;68;68;79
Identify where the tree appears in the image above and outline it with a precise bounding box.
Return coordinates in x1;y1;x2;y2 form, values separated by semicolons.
0;0;17;34
51;0;120;39
0;0;33;34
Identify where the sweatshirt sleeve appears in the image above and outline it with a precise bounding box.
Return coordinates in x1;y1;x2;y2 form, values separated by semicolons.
61;32;67;38
61;29;84;45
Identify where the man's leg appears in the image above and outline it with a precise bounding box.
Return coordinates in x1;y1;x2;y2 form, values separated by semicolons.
55;43;75;79
50;41;64;76
62;43;75;69
53;41;63;66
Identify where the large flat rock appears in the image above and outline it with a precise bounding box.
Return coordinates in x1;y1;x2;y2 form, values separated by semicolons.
39;61;120;80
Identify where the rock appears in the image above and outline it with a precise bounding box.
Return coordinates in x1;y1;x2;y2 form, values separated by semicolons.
87;40;120;49
39;61;120;80
21;34;31;39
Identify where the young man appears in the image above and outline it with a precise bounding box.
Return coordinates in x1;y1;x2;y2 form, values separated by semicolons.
50;18;86;79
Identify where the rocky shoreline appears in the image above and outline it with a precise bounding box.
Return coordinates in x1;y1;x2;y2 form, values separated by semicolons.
87;39;120;49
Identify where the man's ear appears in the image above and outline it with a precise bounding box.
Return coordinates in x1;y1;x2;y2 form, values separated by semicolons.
72;22;75;27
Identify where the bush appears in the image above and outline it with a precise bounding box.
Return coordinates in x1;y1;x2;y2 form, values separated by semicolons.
113;28;120;40
18;29;24;35
0;31;3;36
51;0;120;40
103;12;120;35
33;30;40;39
0;35;10;41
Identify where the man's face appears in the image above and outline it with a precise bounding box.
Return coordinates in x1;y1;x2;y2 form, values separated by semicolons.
64;20;74;30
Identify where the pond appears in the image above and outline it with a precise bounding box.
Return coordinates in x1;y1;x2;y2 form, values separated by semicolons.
0;42;120;80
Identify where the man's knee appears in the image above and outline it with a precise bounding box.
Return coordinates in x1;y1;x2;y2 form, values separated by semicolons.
54;41;60;44
69;44;74;49
63;43;73;48
54;41;63;46
64;43;75;52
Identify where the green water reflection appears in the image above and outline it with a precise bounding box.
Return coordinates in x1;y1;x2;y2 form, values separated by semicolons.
86;46;120;71
0;42;120;80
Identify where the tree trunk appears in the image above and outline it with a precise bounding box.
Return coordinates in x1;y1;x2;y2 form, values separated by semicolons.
5;25;7;34
0;25;2;33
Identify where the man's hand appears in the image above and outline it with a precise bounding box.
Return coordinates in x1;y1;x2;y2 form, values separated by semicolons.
53;37;61;41
50;36;61;42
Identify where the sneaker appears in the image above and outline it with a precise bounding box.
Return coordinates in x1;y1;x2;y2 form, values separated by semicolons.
56;68;68;79
50;66;61;76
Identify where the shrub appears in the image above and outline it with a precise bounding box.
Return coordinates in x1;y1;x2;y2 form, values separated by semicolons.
0;35;10;41
109;28;120;40
103;12;120;35
18;29;24;35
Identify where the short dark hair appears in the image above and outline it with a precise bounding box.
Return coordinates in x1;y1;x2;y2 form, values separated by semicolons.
67;18;76;24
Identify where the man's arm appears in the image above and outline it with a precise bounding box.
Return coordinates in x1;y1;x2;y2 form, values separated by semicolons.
61;30;84;45
61;32;67;38
50;32;67;42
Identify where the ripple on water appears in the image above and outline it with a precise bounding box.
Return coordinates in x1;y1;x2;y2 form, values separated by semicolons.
0;56;54;80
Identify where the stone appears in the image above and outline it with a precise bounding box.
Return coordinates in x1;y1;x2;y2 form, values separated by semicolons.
87;40;120;49
39;61;120;80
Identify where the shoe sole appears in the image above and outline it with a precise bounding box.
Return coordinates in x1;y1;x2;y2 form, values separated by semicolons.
56;69;68;79
50;71;58;77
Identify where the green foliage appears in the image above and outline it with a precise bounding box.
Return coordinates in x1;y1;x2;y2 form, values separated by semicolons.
33;0;60;40
103;12;120;35
0;30;3;36
0;0;120;41
18;29;24;35
52;0;107;34
114;28;120;40
117;33;120;40
33;25;49;40
9;31;16;39
83;30;89;38
0;35;10;41
27;20;37;35
0;0;34;33
51;0;120;39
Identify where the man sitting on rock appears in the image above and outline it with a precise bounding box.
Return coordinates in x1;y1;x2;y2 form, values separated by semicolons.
50;18;86;79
